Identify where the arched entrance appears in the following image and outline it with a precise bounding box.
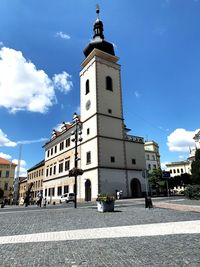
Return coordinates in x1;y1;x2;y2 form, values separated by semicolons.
85;179;91;201
131;178;142;198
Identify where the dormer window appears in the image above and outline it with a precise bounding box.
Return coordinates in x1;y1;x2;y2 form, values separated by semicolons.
86;79;90;94
106;76;113;91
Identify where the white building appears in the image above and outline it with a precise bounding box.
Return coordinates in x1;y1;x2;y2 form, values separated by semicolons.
43;8;147;202
144;141;160;171
166;130;200;177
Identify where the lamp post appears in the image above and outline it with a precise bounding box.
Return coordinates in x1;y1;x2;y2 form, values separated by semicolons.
71;113;83;208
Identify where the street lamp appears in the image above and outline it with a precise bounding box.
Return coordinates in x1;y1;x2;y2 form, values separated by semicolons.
70;113;83;208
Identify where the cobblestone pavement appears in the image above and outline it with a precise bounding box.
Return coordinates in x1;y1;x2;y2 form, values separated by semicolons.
0;198;200;267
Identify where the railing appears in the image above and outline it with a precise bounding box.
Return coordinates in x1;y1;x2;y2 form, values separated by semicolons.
125;135;144;143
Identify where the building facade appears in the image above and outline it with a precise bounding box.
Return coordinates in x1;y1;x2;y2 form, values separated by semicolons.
43;8;147;203
0;157;16;202
144;141;161;171
27;160;44;202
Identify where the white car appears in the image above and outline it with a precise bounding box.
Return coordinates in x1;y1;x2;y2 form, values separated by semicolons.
60;193;75;203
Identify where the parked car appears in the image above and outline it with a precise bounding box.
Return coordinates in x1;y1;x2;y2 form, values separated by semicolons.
60;193;75;203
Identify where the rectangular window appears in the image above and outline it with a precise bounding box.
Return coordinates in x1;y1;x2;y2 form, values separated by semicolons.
66;138;70;148
65;160;70;171
60;142;64;151
51;148;53;156
54;145;57;154
177;169;180;173
50;167;52;176
132;159;136;165
47;150;50;157
0;171;1;177
173;169;176;173
45;188;47;197
5;171;9;178
64;185;69;193
146;154;150;160
152;155;155;160
86;152;91;164
111;156;115;163
108;109;112;114
87;128;90;135
53;165;56;175
41;169;43;176
59;162;63;173
48;187;55;196
57;186;62;196
181;168;183;173
46;168;49;177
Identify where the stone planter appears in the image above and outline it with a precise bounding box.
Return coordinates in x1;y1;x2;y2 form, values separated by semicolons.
96;200;115;212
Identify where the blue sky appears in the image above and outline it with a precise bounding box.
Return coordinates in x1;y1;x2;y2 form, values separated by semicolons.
0;0;200;175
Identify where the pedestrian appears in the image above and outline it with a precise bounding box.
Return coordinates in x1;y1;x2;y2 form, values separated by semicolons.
43;198;47;208
36;192;43;208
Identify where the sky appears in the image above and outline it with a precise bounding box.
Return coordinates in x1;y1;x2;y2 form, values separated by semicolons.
0;0;200;176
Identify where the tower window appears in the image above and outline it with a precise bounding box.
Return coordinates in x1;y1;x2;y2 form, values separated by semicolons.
86;79;90;95
132;159;136;165
111;156;115;163
86;152;91;164
106;76;113;91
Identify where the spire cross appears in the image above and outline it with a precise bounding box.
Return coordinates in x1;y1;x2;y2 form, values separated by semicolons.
96;4;100;19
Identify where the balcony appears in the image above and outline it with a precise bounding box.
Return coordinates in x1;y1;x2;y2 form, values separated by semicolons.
125;135;144;144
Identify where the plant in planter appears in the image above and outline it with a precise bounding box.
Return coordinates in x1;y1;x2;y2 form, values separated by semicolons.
96;194;115;212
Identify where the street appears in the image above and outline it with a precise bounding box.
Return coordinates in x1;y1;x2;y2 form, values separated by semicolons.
0;197;200;267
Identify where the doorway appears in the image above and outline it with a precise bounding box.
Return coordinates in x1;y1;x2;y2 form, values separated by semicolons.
85;179;91;201
131;178;142;198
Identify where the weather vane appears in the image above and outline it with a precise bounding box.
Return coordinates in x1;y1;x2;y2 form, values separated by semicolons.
96;4;100;19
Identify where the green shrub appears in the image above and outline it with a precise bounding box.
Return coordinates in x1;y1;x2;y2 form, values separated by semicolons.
184;185;200;200
96;194;115;203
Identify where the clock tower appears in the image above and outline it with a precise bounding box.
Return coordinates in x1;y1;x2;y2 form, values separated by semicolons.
79;6;146;200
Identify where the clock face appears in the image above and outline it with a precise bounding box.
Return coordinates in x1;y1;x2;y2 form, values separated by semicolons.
85;100;91;110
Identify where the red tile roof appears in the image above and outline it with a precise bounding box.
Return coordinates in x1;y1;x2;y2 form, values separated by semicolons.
0;157;17;166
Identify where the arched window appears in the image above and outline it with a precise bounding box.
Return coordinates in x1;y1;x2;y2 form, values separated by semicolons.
86;79;90;94
106;76;113;91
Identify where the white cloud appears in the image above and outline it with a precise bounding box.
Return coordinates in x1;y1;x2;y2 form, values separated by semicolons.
167;128;200;152
0;129;17;147
161;162;169;170
53;71;73;93
55;32;71;40
13;159;27;177
17;138;48;145
0;152;12;160
0;47;73;113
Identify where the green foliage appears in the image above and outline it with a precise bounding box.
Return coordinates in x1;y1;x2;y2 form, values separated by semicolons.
191;149;200;184
148;168;163;188
96;194;115;203
184;184;200;200
0;188;4;198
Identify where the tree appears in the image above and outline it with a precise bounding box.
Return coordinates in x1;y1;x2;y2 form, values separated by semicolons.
191;149;200;184
148;168;165;195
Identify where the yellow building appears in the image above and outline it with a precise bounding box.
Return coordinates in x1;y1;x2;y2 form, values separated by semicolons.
0;157;17;203
27;160;44;202
18;177;27;205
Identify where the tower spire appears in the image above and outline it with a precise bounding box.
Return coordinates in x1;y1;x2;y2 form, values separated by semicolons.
83;5;115;57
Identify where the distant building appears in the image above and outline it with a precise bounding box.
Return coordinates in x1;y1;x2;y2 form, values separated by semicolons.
18;177;27;203
144;141;161;171
165;161;191;177
166;130;200;177
0;157;17;202
27;160;44;202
